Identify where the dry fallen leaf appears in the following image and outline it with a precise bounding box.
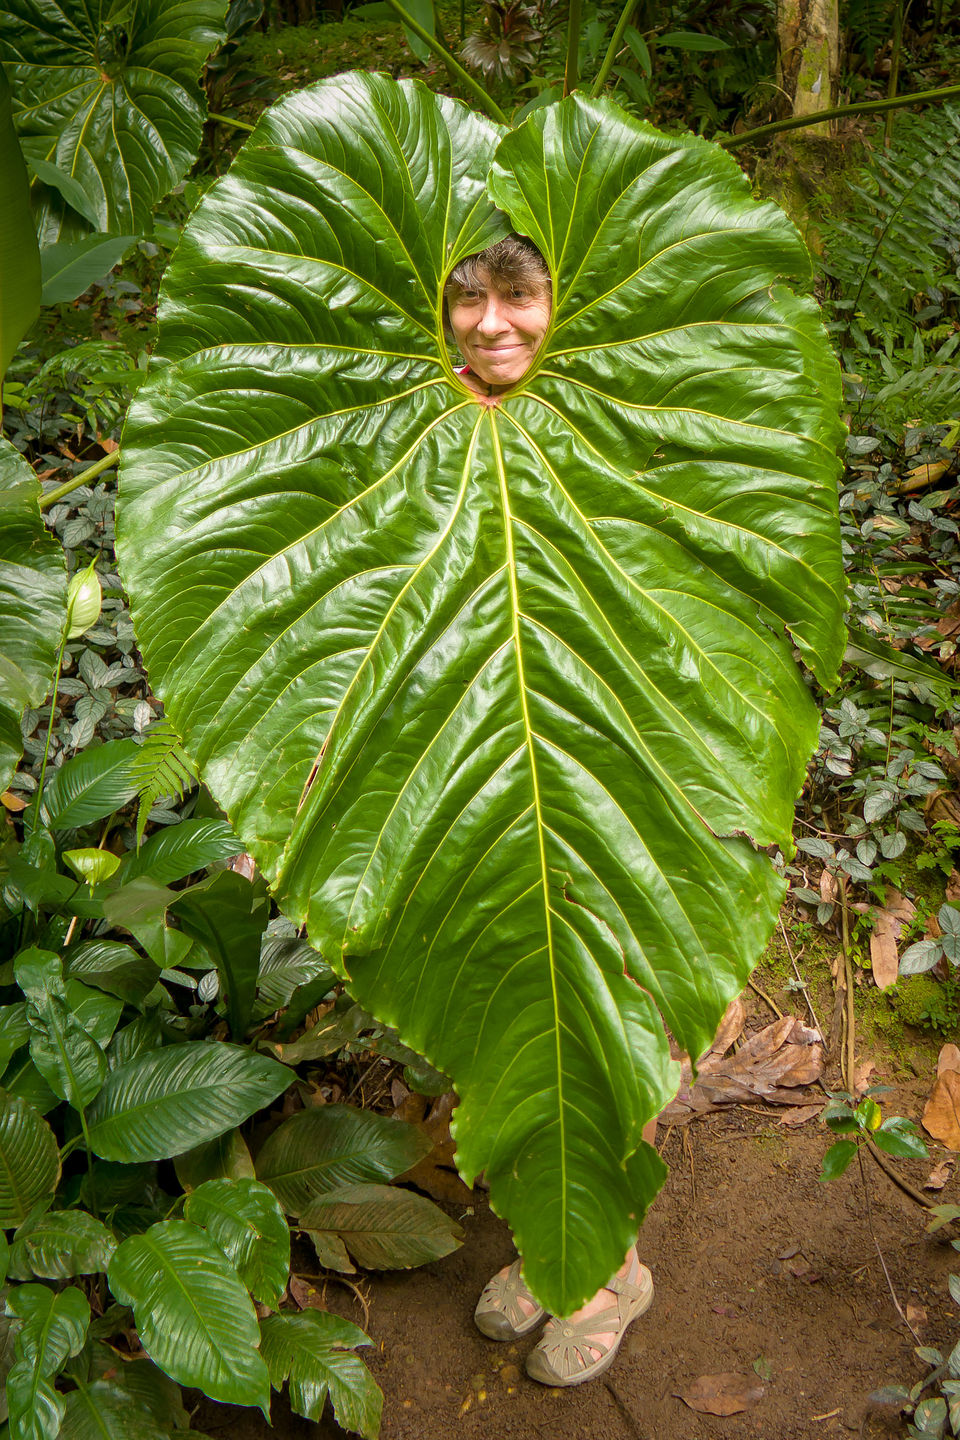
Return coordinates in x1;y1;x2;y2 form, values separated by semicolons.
395;1091;474;1204
923;1071;960;1150
700;996;746;1062
287;1274;326;1311
948;870;960;905
0;790;27;813
676;1373;764;1416
938;1044;960;1076
663;1015;823;1122
819;868;838;905
854;1059;879;1097
924;1161;953;1191
906;1302;928;1329
870;914;900;991
779;1103;823;1128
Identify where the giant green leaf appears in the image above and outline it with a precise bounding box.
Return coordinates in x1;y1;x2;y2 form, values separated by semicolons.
0;69;40;382
85;1040;292;1161
107;1220;270;1412
1;0;228;245
116;75;845;1313
0;443;66;792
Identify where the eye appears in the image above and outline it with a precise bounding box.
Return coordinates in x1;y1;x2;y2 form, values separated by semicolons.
509;287;528;301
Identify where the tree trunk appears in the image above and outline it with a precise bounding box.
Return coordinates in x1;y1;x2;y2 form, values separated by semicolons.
777;0;840;133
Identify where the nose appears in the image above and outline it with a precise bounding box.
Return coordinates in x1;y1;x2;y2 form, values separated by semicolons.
476;293;511;336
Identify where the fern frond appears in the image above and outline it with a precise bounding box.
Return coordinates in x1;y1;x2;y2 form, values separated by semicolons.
820;104;960;363
132;718;199;846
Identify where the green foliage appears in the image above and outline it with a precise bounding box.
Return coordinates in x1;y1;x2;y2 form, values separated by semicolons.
0;68;40;383
117;73;845;1311
259;1310;383;1437
130;718;199;845
2;0;229;244
819;1087;928;1182
820;104;960;377
0;441;67;791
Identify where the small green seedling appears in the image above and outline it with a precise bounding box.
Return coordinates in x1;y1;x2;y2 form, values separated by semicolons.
820;1086;929;1181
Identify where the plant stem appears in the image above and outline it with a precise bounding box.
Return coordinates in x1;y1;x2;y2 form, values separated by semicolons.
28;631;67;835
79;1111;99;1219
857;1145;921;1340
591;0;640;97
39;451;119;511
720;81;960;150
884;0;913;148
382;0;508;124
206;110;256;132
839;874;855;1092
564;0;584;95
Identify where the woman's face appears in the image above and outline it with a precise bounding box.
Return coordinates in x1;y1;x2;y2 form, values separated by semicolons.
447;271;552;389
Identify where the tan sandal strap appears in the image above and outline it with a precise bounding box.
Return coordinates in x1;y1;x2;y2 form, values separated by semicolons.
608;1269;649;1302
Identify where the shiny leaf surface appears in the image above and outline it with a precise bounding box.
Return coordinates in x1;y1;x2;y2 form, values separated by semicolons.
184;1177;289;1306
2;0;228;243
255;1105;432;1217
118;75;845;1311
0;1087;60;1227
6;1284;89;1440
107;1220;270;1411
8;1210;117;1281
259;1310;381;1439
85;1041;292;1162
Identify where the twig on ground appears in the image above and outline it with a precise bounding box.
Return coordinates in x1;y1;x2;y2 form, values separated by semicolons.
748;977;783;1019
866;1138;938;1212
839;877;856;1092
778;917;825;1036
858;1147;922;1343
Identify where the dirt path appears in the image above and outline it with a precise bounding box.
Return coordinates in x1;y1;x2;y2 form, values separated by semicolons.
196;1083;957;1440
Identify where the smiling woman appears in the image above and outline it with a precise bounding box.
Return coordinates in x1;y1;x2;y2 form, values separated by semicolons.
445;234;552;397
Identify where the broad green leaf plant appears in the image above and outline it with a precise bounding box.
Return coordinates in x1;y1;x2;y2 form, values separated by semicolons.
118;73;846;1314
1;0;228;245
0;440;66;793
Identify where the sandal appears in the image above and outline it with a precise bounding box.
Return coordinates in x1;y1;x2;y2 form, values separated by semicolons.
474;1257;546;1340
524;1251;653;1386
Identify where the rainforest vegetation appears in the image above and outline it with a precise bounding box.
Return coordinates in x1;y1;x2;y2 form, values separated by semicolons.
2;0;960;1436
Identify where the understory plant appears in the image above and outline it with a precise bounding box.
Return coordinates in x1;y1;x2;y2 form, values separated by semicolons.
0;701;465;1436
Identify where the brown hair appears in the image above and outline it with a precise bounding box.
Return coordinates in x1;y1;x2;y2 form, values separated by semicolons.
443;234;551;321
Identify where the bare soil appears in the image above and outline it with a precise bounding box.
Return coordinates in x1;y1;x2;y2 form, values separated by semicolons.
195;1025;959;1440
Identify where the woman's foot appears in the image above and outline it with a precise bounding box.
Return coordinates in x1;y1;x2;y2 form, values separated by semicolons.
524;1246;653;1387
474;1257;546;1340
